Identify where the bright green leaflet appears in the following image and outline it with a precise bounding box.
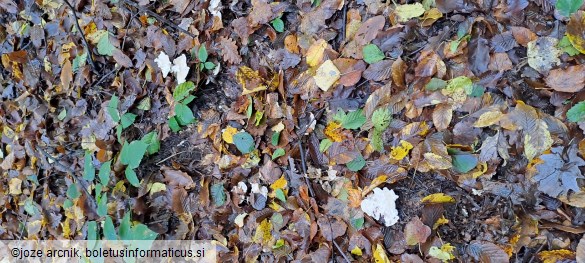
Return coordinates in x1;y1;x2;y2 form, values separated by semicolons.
272;132;281;146
97;192;108;217
99;161;111;185
275;188;286;202
567;101;585;122
108;94;120;123
118;213;132;240
121;112;136;129
83;152;95;181
120;140;148;169
336;109;366;130
362;44;385;64
320;139;332;152
67;183;80;199
347;155;366;171
425;78;447;91
97;34;115;56
141;131;160;155
125;166;140;187
272;148;285;160
169;116;180;132
556;0;584;17
198;45;208;62
175;103;195;125
103;216;117;240
173;81;196;102
372;108;392;131
271;17;284;32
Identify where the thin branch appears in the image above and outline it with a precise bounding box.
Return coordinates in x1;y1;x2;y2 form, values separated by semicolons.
121;0;197;39
62;0;99;73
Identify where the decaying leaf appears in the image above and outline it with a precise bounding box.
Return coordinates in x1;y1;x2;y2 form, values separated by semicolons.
527;37;561;74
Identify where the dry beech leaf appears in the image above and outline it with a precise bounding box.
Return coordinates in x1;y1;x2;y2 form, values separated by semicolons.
314;60;341;91
432;103;452;131
60;60;72;91
404;217;431;246
218;36;242;64
510;26;537;47
545;65;585;93
363;60;393;81
354;15;385;46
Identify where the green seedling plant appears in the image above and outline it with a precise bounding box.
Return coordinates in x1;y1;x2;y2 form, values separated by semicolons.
197;45;215;71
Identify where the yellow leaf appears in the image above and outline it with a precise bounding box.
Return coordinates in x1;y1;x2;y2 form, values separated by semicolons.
234;213;248;228
473;110;503;127
148;182;167;196
395;3;426;22
306;39;327;67
9;178;22;195
362;175;388;197
421;193;455;204
390;140;413;160
424;152;453;170
222;126;238;144
524;120;552;160
423;8;443;20
253;219;273;245
351;246;363;256
270;175;288;190
471;162;488;178
314;60;341;91
539;249;575;263
324;121;343;142
429;243;455;262
271;122;285;132
567;11;585;54
373;244;391;263
433;216;449;230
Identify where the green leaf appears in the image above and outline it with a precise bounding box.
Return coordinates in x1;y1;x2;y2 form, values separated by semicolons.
169;116;181;132
446;76;473;94
204;61;215;70
120;140;148;169
116;125;122;143
98;162;111;186
469;84;485;97
84;152;95;181
198;45;208;62
341;109;366;130
173;81;196;102
271;17;284;32
275;188;286;202
72;52;87;72
121;112;137;129
254;111;264;126
567;101;585;122
24;198;38;216
141;131;160;155
425;78;447;91
97;33;115;56
371;129;384;152
272;148;285;160
58;108;67;120
103;216;117;240
108;94;120;123
97;192;107;217
175;103;195;125
350;217;365;230
118;213;132;240
137;97;151;111
362;44;385;64
67;183;80;199
183;95;196;104
272;132;281;146
210;183;226;207
131;224;157;240
451;154;478;173
556;0;584;17
346;155;366;171
125;166;140;187
320;139;333;152
246;96;253;118
372;108;392;131
87;221;98;240
559;35;581;56
233;131;255;154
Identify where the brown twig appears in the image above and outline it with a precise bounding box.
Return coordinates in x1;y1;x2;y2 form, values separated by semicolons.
121;0;197;39
62;0;99;74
